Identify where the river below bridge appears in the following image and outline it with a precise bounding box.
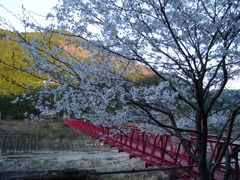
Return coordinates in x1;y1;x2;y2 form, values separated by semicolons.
0;120;147;172
0;121;170;180
0;149;146;172
0;135;147;172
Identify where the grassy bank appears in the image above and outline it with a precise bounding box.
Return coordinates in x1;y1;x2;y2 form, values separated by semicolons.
0;120;81;139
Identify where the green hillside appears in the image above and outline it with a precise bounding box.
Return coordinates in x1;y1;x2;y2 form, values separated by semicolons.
0;29;157;119
0;29;43;95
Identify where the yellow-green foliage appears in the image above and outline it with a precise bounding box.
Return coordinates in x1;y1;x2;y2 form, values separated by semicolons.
0;29;43;95
0;29;70;95
0;29;152;96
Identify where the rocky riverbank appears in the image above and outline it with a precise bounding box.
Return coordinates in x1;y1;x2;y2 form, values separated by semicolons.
0;120;146;172
0;149;146;172
0;120;169;179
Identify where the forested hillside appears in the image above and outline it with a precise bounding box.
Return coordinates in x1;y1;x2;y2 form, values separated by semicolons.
0;29;152;119
0;29;152;96
1;28;237;120
0;29;43;95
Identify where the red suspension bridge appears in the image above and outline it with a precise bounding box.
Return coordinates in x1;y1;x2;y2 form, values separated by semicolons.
64;120;240;179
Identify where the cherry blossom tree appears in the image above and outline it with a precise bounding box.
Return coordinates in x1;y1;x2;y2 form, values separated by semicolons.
1;0;240;179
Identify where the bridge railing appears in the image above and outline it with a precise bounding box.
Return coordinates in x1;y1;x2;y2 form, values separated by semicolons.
64;120;240;179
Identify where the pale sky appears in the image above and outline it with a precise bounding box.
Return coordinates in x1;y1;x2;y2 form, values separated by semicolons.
0;0;58;31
